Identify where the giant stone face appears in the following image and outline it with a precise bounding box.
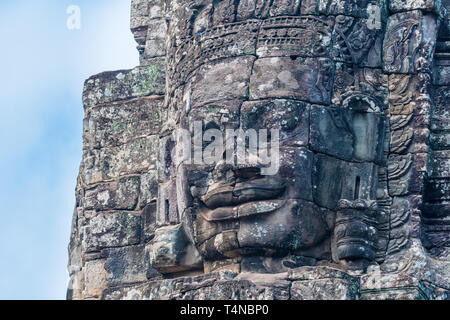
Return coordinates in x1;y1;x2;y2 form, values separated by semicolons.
67;0;450;300
159;0;390;273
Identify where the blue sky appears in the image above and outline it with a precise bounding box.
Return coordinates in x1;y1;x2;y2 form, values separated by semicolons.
0;0;138;299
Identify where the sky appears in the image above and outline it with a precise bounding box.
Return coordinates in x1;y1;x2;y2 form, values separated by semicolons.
0;0;139;299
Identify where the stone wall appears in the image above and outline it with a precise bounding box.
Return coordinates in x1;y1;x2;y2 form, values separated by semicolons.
68;0;450;300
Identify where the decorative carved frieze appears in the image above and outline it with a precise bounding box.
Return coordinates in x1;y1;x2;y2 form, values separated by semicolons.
383;10;439;74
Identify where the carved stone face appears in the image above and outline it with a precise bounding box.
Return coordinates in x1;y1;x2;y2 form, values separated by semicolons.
178;97;333;269
163;0;389;272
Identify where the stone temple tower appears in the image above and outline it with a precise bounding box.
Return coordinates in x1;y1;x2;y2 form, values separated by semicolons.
68;0;450;300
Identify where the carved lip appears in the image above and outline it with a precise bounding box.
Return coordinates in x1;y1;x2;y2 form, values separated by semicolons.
199;177;286;221
200;199;286;222
201;177;285;210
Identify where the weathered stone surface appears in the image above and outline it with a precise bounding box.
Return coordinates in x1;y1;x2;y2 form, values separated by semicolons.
429;151;450;178
187;56;255;109
388;153;428;196
83;63;165;109
139;170;158;209
310;106;385;163
82;211;141;252
332;65;388;108
424;178;450;201
250;57;333;104
69;0;450;301
81;135;159;185
146;19;168;40
83;96;165;149
383;10;439;74
434;65;450;84
156;179;179;225
313;153;378;209
84;177;140;211
256;16;334;58
241;99;310;147
301;0;384;18
332;12;385;66
142;201;157;243
310;106;354;160
334;200;379;261
291;279;358;300
148;224;203;274
389;0;444;14
83;259;108;299
104;245;151;287
361;265;450;300
102;267;360;300
237;199;330;253
131;0;149;30
432;86;450;123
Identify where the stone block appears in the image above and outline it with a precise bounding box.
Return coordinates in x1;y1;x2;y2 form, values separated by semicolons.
240;99;310;147
250;57;333;104
428;151;450;178
103;245;154;287
187;56;255;109
81;135;159;185
383;11;439;74
139;170;159;209
142;201;157;243
237;199;330;252
332;13;385;66
83;63;165;109
131;0;150;30
144;38;166;58
310;105;386;163
389;0;444;14
313;154;378;209
156;179;179;225
432;86;450;121
146;18;167;40
430;132;450;150
289;266;360;299
83;96;165;149
148;224;203;274
310;106;354;161
84;176;140;211
424;178;450;201
434;65;450;85
360;272;441;300
81;211;141;252
83;259;108;299
291;278;359;299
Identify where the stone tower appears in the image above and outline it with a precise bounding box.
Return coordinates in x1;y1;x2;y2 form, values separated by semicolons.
68;0;450;300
